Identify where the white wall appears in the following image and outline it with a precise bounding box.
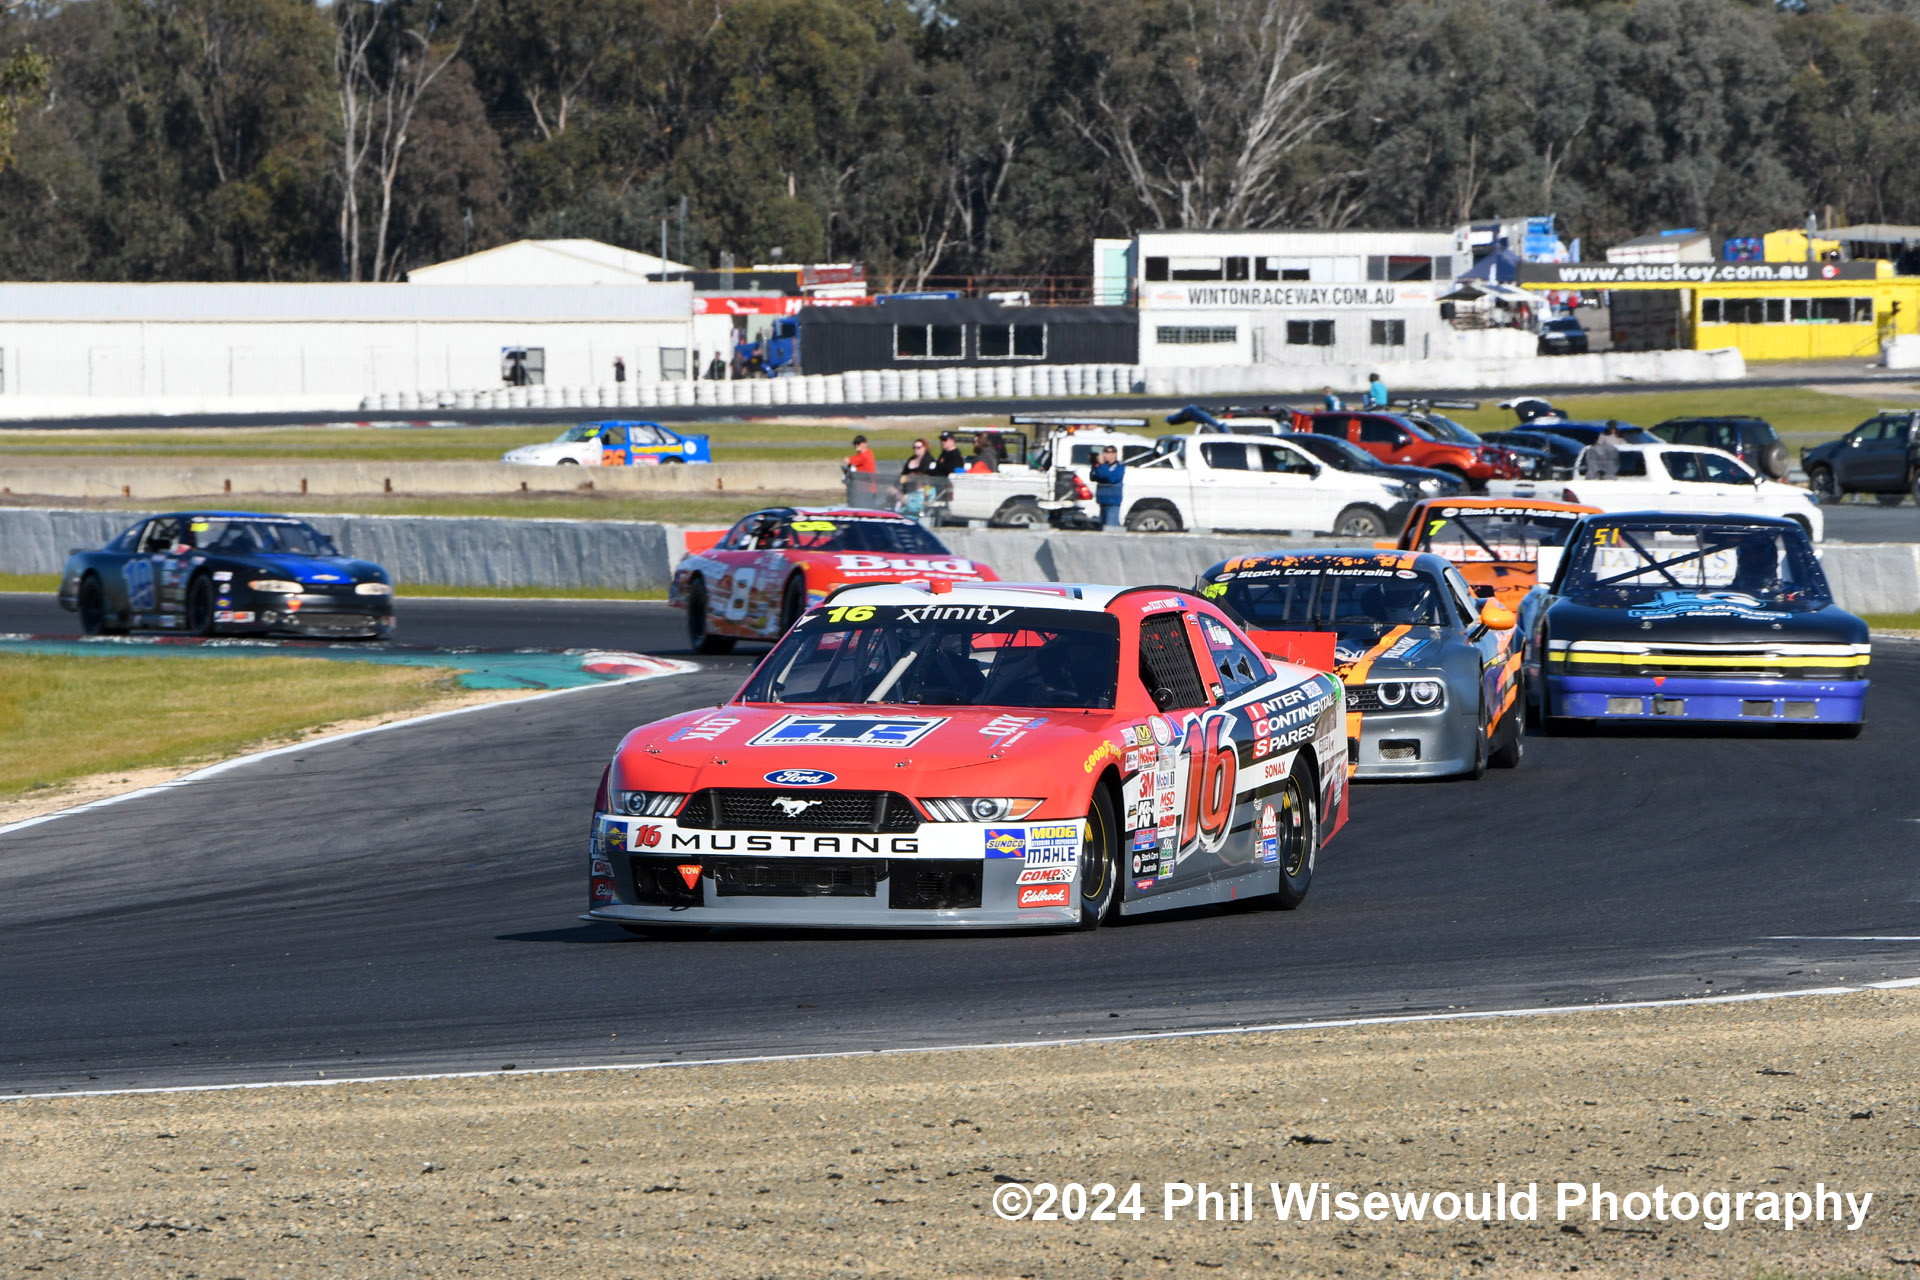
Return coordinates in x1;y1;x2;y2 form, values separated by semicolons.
0;318;698;399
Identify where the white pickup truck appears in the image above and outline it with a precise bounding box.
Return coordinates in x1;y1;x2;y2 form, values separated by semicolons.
1115;433;1413;537
1489;441;1824;540
939;420;1157;527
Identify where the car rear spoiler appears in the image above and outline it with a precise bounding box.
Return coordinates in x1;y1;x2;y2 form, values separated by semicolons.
1245;629;1339;672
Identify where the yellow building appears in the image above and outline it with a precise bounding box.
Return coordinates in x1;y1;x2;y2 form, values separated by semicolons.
1693;262;1919;360
1516;260;1920;360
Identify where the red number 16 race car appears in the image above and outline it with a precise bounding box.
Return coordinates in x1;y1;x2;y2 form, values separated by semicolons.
585;581;1348;931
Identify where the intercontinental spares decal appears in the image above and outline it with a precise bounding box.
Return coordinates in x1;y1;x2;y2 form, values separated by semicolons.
1145;284;1430;310
1518;261;1882;286
989;1179;1874;1234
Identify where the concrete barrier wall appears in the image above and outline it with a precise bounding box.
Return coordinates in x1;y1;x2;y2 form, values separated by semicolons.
0;458;842;501
7;506;1916;612
0;508;675;590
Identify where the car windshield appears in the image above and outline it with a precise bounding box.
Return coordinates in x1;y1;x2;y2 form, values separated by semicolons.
778;517;952;553
1559;521;1830;610
1417;507;1582;564
1298;435;1376;468
558;425;602;442
1213;563;1449;629
193;518;339;556
1418;415;1483;445
739;604;1120;709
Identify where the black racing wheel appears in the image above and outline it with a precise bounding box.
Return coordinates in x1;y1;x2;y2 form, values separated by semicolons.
1076;785;1121;929
685;578;735;655
1256;759;1318;910
77;573;123;635
185;575;217;637
779;574;808;634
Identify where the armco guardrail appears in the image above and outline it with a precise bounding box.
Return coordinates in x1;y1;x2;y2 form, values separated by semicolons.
6;507;1916;612
1;509;674;591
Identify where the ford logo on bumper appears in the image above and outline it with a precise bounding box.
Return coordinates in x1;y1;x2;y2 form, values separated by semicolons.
764;768;836;786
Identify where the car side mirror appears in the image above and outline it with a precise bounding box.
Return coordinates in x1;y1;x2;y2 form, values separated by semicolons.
1478;601;1517;631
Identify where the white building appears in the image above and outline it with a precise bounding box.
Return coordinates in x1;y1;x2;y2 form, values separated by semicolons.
0;280;697;410
1125;228;1469;369
406;238;690;286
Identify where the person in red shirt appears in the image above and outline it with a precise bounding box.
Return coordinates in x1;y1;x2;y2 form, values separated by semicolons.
845;434;876;473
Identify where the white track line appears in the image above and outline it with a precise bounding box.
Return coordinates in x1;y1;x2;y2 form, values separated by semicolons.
16;979;1920;1102
0;657;697;839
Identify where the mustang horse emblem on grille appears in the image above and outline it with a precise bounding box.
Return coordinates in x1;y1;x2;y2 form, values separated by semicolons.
772;796;823;817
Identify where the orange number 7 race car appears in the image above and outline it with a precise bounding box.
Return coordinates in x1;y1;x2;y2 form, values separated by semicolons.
586;581;1348;931
1385;496;1598;608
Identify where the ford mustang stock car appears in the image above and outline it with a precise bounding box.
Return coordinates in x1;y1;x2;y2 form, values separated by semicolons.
1385;497;1599;609
1523;512;1868;733
585;581;1348;930
1197;549;1525;778
58;511;394;638
669;507;998;653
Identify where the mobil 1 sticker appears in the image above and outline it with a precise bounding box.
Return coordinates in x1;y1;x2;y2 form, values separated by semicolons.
1022;822;1080;868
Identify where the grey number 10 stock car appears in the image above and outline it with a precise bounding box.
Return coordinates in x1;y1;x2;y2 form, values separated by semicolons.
1197;549;1526;779
585;582;1349;931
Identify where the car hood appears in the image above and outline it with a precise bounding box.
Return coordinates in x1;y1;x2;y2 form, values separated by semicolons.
1545;596;1865;645
1800;439;1845;464
503;442;579;461
1324;624;1451;675
614;702;1122;798
226;553;387;586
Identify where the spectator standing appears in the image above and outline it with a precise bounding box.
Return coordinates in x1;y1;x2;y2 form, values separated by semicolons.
1091;444;1126;531
1366;373;1389;408
1322;385;1343;411
845;434;876;474
1588;422;1622;478
900;438;937;483
706;354;727;380
974;432;1004;472
613;356;627;384
931;431;967;477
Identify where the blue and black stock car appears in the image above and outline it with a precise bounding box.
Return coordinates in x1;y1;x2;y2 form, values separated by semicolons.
58;511;395;639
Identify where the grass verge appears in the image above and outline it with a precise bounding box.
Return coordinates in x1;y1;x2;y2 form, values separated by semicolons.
1865;612;1920;632
0;653;464;800
0;573;57;593
0;421;875;463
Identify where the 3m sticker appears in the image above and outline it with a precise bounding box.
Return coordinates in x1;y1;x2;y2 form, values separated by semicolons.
748;714;946;748
1017;884;1072;909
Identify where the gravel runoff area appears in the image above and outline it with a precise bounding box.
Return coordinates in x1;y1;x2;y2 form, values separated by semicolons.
6;988;1917;1278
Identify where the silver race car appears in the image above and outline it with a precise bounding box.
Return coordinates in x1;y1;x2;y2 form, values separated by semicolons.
1198;549;1525;779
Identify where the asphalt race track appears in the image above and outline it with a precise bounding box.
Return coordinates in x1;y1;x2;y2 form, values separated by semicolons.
0;593;710;657
2;600;1917;1093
